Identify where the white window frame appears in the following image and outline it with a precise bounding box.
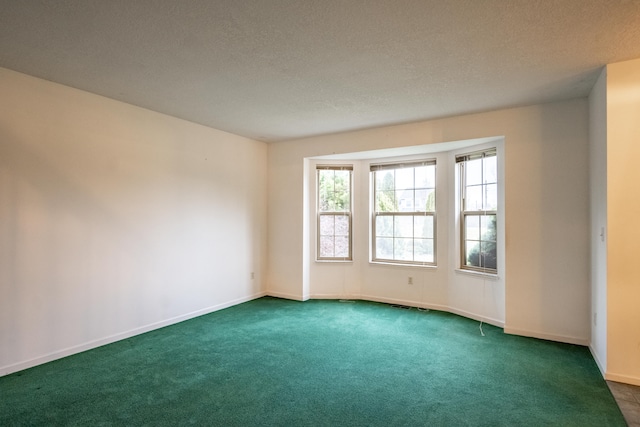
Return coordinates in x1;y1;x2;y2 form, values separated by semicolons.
316;165;353;261
371;159;437;266
457;149;498;274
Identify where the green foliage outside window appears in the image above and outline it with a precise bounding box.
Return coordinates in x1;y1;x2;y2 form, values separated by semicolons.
319;170;350;212
467;215;497;270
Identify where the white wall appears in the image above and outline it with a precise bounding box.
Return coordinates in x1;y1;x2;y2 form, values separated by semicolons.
268;99;590;344
606;58;640;385
589;68;607;374
0;68;268;375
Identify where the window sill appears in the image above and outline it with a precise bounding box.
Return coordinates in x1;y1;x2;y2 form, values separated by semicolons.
315;259;353;263
370;261;437;269
454;269;500;281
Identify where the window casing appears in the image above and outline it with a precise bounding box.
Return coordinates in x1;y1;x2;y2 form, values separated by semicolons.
371;160;436;265
317;166;353;261
457;149;497;273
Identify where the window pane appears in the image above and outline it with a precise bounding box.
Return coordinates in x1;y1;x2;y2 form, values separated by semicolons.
397;189;414;212
318;170;334;211
426;189;435;212
319;170;350;212
395;238;413;261
484;156;497;184
465;221;496;270
485;184;497;211
319;215;334;236
465;240;481;267
415;189;435;212
376;170;394;191
414;189;426;212
334;169;350;188
376;215;393;237
465;185;483;211
465;158;482;186
414;238;434;263
376;190;396;212
319;194;332;211
337;194;349;212
480;215;496;242
395;168;414;190
465;215;480;241
414;215;433;239
335;215;349;236
394;216;413;238
335;236;349;258
376;237;393;259
335;171;350;211
320;236;334;258
480;241;497;269
415;165;435;189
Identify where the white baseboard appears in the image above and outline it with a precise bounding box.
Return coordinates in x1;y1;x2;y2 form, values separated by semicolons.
266;290;308;301
503;327;589;346
309;293;361;300
605;372;640;386
589;345;606;377
357;294;449;312
0;291;266;377
311;293;504;328
447;306;504;328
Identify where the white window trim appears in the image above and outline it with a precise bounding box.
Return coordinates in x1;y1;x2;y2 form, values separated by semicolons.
455;147;500;275
316;165;354;262
370;158;437;267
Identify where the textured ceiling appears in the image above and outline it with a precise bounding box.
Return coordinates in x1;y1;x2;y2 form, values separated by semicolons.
1;0;640;142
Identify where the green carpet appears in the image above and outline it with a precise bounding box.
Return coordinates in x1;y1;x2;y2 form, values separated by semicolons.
0;297;625;426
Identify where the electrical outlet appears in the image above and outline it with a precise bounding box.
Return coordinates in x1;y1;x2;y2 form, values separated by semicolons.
251;272;255;280
593;312;597;326
408;276;413;285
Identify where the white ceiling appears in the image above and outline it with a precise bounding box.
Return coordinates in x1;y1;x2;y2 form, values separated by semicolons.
1;1;640;142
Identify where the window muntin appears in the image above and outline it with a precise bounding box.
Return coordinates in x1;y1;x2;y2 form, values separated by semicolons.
317;166;353;260
457;150;497;273
371;160;436;265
